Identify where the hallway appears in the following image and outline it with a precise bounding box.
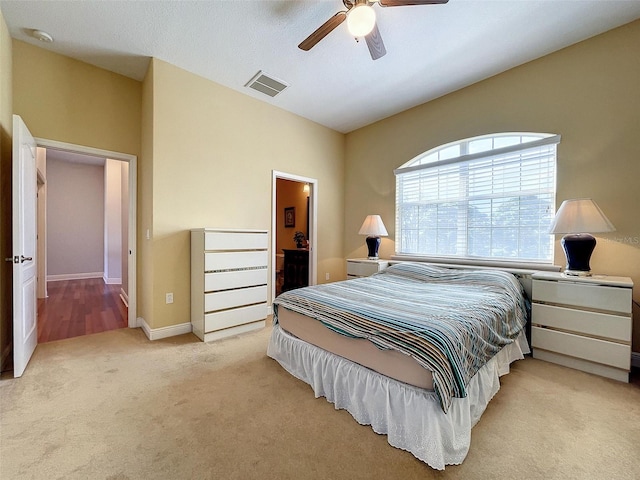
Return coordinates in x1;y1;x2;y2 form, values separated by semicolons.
37;278;127;343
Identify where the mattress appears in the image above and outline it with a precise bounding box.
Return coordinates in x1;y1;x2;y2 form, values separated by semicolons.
277;306;434;389
272;262;528;412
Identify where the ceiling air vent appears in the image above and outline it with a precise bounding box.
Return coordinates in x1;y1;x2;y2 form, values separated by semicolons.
245;70;289;98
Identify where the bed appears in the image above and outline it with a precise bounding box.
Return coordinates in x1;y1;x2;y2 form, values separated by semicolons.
267;262;530;470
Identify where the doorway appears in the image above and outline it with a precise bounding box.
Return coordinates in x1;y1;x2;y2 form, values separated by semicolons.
35;138;137;339
272;171;317;302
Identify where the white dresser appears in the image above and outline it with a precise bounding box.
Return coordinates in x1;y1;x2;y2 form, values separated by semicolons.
531;271;633;382
191;228;268;342
346;258;389;278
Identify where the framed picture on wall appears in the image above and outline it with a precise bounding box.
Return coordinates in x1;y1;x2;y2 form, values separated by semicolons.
284;207;295;228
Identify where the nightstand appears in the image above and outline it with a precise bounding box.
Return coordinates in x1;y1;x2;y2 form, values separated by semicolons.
531;271;633;382
346;258;389;278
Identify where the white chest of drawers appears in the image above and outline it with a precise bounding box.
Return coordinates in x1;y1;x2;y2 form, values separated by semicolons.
191;228;268;342
346;258;389;278
531;271;633;382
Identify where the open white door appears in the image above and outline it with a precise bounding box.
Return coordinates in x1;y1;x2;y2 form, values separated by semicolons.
12;115;38;377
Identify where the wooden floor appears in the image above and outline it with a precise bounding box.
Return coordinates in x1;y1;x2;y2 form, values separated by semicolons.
37;278;128;343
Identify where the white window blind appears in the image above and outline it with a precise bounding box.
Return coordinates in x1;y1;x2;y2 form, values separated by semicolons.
394;133;559;263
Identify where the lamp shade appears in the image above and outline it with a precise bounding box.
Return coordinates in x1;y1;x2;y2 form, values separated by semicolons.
358;215;388;237
549;198;615;234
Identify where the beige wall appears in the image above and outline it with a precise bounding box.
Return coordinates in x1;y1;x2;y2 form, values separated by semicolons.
345;20;640;351
143;59;344;329
0;11;12;371
12;41;141;156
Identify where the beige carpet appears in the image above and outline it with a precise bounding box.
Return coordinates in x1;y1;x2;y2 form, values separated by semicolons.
1;324;639;480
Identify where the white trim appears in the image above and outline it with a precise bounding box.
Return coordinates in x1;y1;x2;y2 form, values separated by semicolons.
103;274;122;284
138;317;193;341
120;288;129;308
47;272;103;281
35;137;138;329
34;138;136;163
631;352;640;369
271;171;318;304
395;134;561;174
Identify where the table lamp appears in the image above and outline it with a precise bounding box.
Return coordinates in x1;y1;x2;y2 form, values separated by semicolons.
549;198;615;276
358;215;388;260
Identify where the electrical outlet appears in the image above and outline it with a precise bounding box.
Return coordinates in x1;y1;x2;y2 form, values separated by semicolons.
325;273;330;281
166;293;174;304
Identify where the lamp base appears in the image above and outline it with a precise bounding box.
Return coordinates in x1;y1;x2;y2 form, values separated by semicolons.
561;233;596;277
563;269;592;277
365;236;381;260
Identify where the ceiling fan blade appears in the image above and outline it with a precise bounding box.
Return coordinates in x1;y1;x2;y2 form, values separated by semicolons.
378;0;448;7
365;23;386;60
298;12;347;51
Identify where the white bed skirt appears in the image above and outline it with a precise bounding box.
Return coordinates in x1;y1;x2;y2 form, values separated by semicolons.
267;324;530;470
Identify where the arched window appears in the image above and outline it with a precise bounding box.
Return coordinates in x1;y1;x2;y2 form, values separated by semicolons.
394;133;559;264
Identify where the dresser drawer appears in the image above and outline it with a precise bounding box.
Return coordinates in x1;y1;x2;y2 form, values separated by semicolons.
205;285;267;312
531;303;631;343
532;326;630;370
204;230;268;251
205;303;267;332
205;250;268;271
204;269;267;292
533;279;631;314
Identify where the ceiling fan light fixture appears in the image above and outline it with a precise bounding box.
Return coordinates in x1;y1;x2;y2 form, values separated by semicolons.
347;4;376;37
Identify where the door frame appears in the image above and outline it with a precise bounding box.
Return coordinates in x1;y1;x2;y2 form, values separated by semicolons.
35;137;138;329
271;170;317;303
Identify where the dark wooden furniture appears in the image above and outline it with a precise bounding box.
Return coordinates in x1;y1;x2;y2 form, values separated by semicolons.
282;248;309;292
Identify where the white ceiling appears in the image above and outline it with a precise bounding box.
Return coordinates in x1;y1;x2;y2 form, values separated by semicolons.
2;0;640;133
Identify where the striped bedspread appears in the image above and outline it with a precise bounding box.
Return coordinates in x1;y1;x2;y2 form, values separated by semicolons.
272;262;528;412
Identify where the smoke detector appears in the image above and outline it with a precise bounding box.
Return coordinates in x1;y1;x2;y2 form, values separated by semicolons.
31;29;54;43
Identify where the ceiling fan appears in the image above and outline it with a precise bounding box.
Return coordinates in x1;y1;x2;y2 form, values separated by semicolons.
298;0;449;60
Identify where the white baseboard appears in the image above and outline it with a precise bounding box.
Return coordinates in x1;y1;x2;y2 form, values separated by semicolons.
103;276;122;285
138;317;192;341
120;288;129;307
631;352;640;369
47;272;103;282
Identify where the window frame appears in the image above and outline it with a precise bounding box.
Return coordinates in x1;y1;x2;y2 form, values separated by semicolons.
393;133;560;269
